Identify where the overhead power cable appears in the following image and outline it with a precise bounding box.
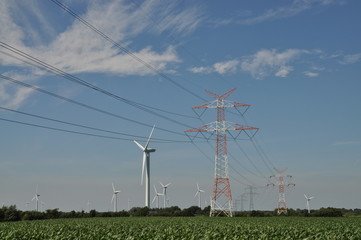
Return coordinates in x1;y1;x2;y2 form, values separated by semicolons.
0;74;195;138
0;117;136;141
48;0;207;103
0;106;188;143
0;42;196;128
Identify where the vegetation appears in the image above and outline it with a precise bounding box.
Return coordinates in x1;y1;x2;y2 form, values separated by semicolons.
0;216;360;239
0;205;360;222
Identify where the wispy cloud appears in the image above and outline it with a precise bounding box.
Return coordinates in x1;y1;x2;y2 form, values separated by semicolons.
0;0;203;107
239;0;345;25
304;71;319;77
240;49;308;79
0;72;35;109
339;53;361;64
213;60;239;74
334;141;361;146
188;59;239;75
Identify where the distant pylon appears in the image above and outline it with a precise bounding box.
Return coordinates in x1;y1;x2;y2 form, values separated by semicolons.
240;193;247;211
246;186;258;211
185;88;258;217
267;168;295;215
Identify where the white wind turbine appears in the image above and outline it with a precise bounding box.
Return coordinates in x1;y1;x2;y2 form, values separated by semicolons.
304;194;314;214
134;126;156;208
111;183;121;212
160;182;171;208
194;183;205;209
152;185;163;209
32;185;40;211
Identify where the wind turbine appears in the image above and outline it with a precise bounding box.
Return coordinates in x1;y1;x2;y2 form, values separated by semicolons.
304;194;314;214
160;182;171;208
111;183;121;212
134;125;156;208
87;200;91;212
31;185;40;211
194;183;205;208
152;185;163;208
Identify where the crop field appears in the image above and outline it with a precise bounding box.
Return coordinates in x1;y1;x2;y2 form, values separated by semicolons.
0;217;360;240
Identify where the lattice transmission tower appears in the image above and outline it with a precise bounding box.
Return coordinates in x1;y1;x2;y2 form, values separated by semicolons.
185;88;258;217
267;168;295;215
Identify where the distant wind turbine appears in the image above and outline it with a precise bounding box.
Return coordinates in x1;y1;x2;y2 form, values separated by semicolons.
304;194;314;214
87;200;91;212
160;182;171;208
195;183;205;208
31;185;40;211
111;183;121;212
152;185;163;209
134;125;156;208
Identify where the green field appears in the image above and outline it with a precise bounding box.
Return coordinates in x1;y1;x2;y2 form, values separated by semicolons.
1;217;360;240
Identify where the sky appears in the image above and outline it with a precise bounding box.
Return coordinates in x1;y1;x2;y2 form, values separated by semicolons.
0;0;360;212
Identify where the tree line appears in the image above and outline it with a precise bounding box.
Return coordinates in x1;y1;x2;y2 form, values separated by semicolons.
0;205;360;222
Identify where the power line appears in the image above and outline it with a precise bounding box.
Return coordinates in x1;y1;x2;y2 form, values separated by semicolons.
48;0;207;103
0;106;188;143
0;117;135;141
0;73;190;138
0;42;197;128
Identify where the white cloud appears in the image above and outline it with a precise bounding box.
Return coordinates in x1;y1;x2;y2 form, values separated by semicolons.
275;66;294;77
238;0;344;25
340;53;361;64
0;0;204;108
334;141;361;146
0;72;35;109
0;0;203;76
189;59;240;75
240;49;307;79
213;60;239;74
304;71;319;77
188;66;212;74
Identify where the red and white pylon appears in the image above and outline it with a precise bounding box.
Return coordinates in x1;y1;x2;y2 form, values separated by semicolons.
267;168;295;215
185;88;258;217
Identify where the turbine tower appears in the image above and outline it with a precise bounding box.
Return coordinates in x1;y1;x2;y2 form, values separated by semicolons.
134;126;156;208
194;183;205;209
160;182;171;208
31;185;40;212
111;183;121;212
267;168;295;215
304;194;314;214
152;185;163;208
185;88;258;217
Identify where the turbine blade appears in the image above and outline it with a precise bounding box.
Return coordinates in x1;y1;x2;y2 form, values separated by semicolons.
309;196;314;199
197;183;200;191
112;183;115;192
134;140;145;151
194;191;199;198
144;125;155;149
304;194;308;199
111;194;115;203
141;154;146;184
160;182;164;187
200;190;205;193
165;183;171;187
154;185;158;193
152;195;157;204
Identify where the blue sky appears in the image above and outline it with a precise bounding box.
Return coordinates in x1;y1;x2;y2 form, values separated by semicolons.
0;0;360;212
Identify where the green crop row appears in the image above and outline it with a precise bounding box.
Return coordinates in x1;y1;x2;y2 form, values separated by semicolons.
0;217;360;240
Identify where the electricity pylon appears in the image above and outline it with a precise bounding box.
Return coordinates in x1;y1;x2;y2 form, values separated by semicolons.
246;185;258;211
185;88;258;217
267;168;295;215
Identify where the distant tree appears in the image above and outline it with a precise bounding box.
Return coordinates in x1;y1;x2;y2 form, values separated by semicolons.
4;205;20;221
313;207;343;217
